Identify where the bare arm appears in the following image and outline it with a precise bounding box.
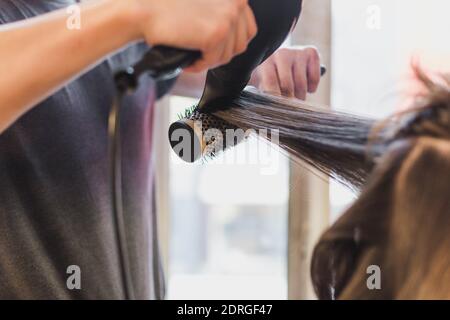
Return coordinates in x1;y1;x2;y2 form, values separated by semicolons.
0;0;256;134
0;0;142;133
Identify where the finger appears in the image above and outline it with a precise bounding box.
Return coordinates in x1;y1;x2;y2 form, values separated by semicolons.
275;59;295;97
306;50;321;93
293;61;308;100
244;5;258;40
234;11;249;55
185;45;224;72
221;23;237;65
197;39;227;70
248;68;259;87
184;63;205;73
259;63;281;96
184;59;210;73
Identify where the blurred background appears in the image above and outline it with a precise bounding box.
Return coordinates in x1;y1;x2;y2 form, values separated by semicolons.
150;0;450;300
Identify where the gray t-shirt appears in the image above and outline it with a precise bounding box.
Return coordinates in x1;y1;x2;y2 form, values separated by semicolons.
0;0;168;299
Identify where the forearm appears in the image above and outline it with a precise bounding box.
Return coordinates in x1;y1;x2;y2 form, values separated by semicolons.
0;0;140;133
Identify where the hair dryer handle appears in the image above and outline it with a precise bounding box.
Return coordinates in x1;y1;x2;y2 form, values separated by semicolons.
134;45;202;79
115;46;201;92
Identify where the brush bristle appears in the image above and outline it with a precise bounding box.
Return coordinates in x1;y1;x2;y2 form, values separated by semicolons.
178;106;245;160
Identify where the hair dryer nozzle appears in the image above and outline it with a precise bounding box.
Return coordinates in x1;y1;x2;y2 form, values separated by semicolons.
168;119;202;163
168;109;243;163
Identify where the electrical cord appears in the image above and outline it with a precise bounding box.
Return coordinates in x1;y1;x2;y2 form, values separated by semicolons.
108;90;135;300
108;46;200;300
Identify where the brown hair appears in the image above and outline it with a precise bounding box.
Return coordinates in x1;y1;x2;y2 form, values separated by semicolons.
311;70;450;300
212;68;450;299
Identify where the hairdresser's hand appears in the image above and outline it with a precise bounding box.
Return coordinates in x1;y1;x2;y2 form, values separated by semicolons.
134;0;257;72
249;46;321;100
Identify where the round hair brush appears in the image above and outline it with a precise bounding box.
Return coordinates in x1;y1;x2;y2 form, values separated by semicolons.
169;105;242;162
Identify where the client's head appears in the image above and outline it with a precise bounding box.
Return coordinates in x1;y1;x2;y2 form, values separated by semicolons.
310;68;450;299
211;66;450;299
173;66;450;299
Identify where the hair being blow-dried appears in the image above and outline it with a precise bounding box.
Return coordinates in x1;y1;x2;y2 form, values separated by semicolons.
209;68;450;299
215;90;379;190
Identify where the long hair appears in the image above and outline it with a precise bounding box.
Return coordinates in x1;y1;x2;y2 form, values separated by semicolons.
215;90;377;190
214;91;378;189
211;68;450;299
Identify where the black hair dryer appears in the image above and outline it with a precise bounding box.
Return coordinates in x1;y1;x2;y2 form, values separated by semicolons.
195;0;303;110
